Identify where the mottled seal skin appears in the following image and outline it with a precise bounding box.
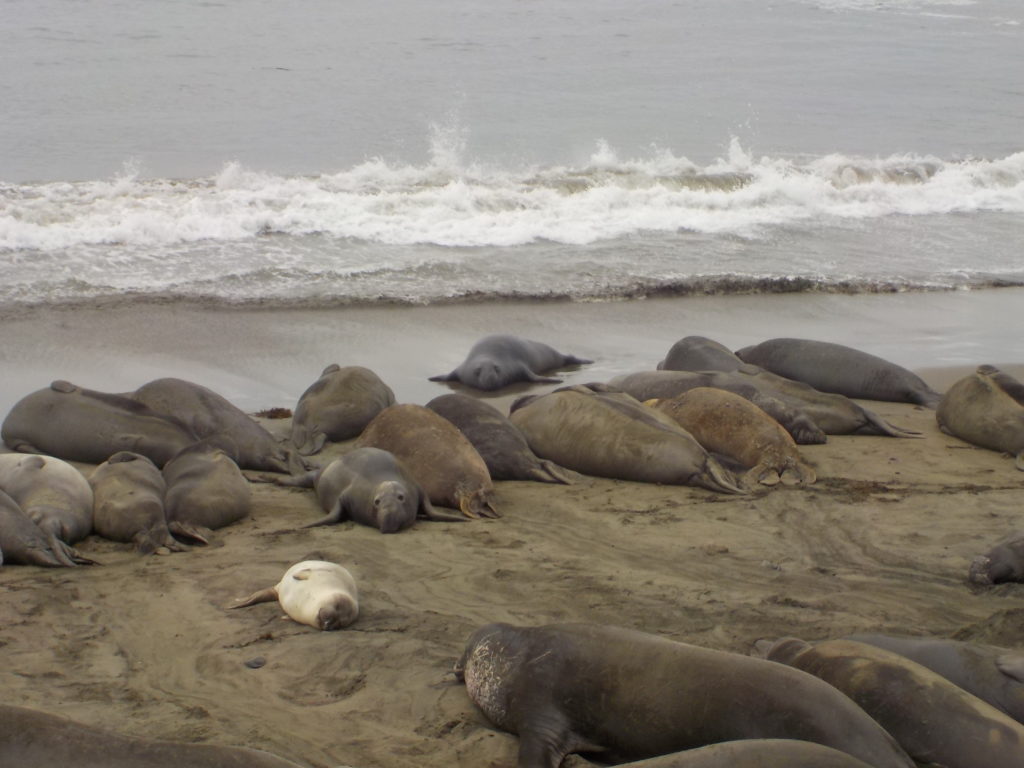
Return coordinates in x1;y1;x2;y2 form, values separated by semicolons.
231;559;359;631
0;488;70;567
162;438;251;544
0;703;307;768
656;335;746;372
133;377;304;473
614;740;873;768
736;337;943;408
845;633;1024;725
356;404;499;518
88;451;185;554
1;380;199;466
509;387;745;494
426;393;573;484
937;365;1024;470
429;334;593;391
290;364;396;455
759;637;1024;768
648;387;816;487
0;453;95;566
277;447;465;532
969;530;1024;585
454;623;913;768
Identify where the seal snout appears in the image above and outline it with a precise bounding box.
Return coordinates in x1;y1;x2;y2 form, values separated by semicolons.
318;595;358;631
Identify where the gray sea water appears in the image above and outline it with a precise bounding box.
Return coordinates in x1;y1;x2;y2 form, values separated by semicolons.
1;0;1023;309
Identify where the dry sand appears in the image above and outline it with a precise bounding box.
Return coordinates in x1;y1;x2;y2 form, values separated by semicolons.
1;293;1023;767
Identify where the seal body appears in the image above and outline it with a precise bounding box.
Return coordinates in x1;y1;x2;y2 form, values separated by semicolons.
509;387;744;494
455;622;913;768
290;364;395;455
969;531;1024;585
0;488;70;567
648;387;816;486
0;453;95;565
657;335;746;372
88;451;183;554
937;365;1024;470
760;637;1024;768
736;337;942;407
356;404;499;517
1;380;198;466
429;334;592;391
232;560;359;631
615;740;873;768
426;393;572;484
163;439;251;541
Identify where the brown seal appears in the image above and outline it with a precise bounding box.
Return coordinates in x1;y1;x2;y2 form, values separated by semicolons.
937;364;1024;470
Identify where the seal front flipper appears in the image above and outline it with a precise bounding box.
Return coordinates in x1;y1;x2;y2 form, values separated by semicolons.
301;496;351;528
524;370;563;385
229;586;279;609
517;715;605;768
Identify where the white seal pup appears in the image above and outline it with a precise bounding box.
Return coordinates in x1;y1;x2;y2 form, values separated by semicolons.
230;560;359;631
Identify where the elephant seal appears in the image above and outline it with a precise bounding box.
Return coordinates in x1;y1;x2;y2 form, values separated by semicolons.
356;404;499;517
844;633;1024;725
88;451;185;554
969;530;1024;585
455;622;913;768
163;437;251;543
736;337;942;407
1;380;199;466
429;334;592;391
276;447;465;532
426;393;573;484
230;559;359;631
290;364;396;455
937;365;1024;470
0;703;306;767
758;637;1024;768
614;740;873;768
509;387;745;494
647;387;816;487
0;453;95;566
133;377;304;473
0;488;70;567
656;335;745;372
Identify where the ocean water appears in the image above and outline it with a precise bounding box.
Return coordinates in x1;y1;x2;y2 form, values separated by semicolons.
1;0;1023;310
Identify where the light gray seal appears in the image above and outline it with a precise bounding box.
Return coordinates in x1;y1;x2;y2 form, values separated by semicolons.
429;334;593;391
133;377;304;473
736;337;943;407
758;637;1024;768
455;622;913;768
426;393;573;484
276;447;464;533
969;530;1024;585
290;364;396;455
0;488;71;567
614;740;873;768
0;453;95;566
0;703;307;768
88;451;184;554
163;437;251;544
937;364;1024;470
657;335;746;372
1;380;199;466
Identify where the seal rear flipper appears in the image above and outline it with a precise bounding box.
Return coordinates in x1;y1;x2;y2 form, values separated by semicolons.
996;654;1024;684
168;520;210;545
695;457;747;495
525;371;563;384
46;534;99;566
856;408;923;438
135;530;189;555
272;470;319;488
419;495;468;523
517;719;605;768
459;489;501;519
781;458;817;486
229;586;279;609
529;460;575;485
428;371;459;383
743;463;781;488
1016;451;1023;472
561;355;594;366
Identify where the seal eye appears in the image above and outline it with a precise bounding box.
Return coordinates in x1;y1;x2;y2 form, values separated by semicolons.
373;497;381;507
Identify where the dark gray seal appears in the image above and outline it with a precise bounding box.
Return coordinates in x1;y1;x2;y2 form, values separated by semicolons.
0;453;95;566
0;488;71;567
736;337;943;407
969;530;1024;585
937;364;1024;470
615;740;873;768
844;633;1024;725
290;364;396;455
759;637;1024;768
0;703;307;768
429;334;592;391
276;447;464;533
657;335;746;372
133;377;304;473
426;393;573;484
1;380;199;466
455;622;913;768
163;438;251;544
88;451;185;554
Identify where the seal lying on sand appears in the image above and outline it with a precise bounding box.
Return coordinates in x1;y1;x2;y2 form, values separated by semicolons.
427;393;573;484
230;560;359;631
290;364;396;455
163;438;251;544
0;488;71;567
275;447;465;533
613;740;873;768
1;380;198;466
757;637;1024;768
937;365;1024;470
509;387;745;494
969;531;1024;585
657;335;746;372
0;703;307;767
429;334;592;391
736;337;943;407
455;622;913;768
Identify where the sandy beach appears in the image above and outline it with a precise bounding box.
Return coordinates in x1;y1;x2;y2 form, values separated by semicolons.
1;291;1023;767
